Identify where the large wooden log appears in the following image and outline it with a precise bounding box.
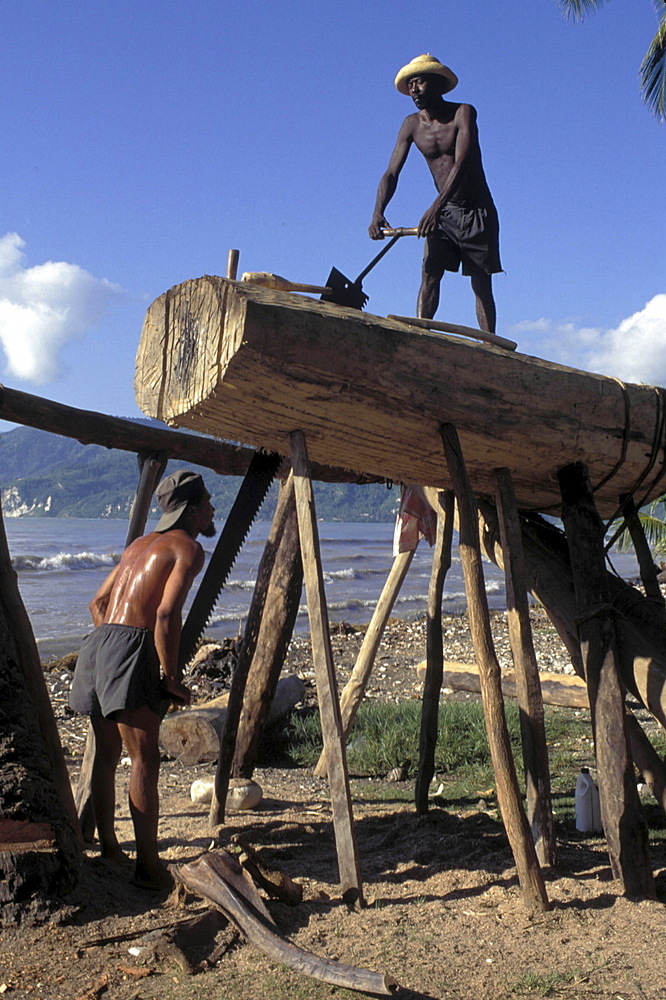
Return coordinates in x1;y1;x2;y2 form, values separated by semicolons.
135;275;666;516
159;676;305;765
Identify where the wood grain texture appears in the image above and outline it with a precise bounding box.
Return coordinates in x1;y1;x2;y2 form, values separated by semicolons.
136;275;666;515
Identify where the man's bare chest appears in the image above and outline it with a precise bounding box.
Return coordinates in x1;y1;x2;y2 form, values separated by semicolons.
412;120;457;160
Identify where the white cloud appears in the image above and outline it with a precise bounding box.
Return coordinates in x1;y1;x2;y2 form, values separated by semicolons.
511;294;666;386
0;233;120;385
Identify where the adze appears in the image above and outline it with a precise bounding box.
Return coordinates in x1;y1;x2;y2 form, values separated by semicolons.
320;227;417;309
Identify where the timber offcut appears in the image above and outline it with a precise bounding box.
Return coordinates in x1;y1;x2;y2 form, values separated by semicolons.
135;275;666;515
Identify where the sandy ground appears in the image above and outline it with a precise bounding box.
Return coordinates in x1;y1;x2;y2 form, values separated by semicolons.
3;611;666;1000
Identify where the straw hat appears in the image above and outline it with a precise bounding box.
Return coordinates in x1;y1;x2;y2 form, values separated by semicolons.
394;54;458;96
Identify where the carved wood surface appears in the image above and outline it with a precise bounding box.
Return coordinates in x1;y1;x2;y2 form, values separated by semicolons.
136;275;666;515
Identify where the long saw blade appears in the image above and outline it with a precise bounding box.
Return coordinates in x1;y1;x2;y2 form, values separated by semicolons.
178;449;282;672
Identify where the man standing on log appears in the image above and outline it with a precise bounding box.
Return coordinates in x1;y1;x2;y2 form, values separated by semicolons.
369;54;502;331
70;469;215;889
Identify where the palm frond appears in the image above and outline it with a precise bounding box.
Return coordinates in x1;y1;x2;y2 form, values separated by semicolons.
612;499;666;554
555;0;608;21
640;5;666;122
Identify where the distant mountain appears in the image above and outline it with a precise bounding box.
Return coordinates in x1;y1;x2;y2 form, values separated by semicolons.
0;423;399;522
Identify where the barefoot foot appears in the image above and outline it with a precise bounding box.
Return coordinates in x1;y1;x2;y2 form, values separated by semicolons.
131;860;174;891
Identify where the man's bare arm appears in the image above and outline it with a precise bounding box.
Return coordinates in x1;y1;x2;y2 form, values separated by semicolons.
89;565;120;627
418;104;477;236
153;544;204;706
369;118;414;239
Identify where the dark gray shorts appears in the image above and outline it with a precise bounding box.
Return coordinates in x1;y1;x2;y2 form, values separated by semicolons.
425;201;502;276
69;623;162;719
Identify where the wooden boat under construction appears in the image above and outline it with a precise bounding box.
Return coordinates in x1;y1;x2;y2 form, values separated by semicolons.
135;274;666;517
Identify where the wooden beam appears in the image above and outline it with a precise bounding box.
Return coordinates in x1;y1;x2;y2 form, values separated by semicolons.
494;468;555;867
441;424;549;913
290;433;363;908
416;492;454;814
558;461;654;898
313;547;415;779
0;383;381;485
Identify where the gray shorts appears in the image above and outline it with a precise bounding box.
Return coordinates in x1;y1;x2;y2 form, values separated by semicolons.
425;201;502;276
69;623;162;719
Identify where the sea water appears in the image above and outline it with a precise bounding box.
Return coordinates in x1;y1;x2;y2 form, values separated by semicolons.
4;518;640;660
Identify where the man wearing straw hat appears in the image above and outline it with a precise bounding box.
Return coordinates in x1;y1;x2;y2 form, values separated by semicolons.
369;54;501;332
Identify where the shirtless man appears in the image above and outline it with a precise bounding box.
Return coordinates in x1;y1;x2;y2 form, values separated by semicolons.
69;469;215;888
369;54;501;331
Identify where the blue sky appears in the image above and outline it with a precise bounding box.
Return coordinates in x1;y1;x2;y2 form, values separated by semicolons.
0;0;664;428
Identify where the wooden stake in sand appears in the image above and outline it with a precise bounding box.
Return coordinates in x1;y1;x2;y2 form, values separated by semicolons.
441;423;549;913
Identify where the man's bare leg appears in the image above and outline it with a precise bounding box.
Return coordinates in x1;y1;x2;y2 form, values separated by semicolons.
418;247;446;319
470;271;496;334
90;715;127;862
117;706;172;889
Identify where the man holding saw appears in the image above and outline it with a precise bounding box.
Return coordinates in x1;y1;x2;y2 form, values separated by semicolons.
369;54;502;332
70;469;215;889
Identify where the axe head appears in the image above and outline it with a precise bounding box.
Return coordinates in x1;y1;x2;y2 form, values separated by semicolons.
320;267;369;310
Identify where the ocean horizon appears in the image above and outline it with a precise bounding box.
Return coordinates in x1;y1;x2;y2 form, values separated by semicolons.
4;517;641;661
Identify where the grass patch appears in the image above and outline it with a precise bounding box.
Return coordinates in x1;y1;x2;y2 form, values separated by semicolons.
280;699;522;781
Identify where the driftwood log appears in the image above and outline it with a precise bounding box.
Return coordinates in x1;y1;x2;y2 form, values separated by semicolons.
135;274;666;516
159;675;305;765
177;852;398;995
417;662;590;709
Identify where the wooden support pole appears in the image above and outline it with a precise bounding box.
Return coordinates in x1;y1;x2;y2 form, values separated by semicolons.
620;496;665;607
415;492;454;814
313;546;415;779
76;451;168;841
558;461;654;898
208;474;299;826
290;430;364;908
232;475;303;778
441;424;549;913
125;451;168;548
494;468;555;867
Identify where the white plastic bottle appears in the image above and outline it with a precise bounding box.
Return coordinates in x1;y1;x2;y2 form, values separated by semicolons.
575;767;602;832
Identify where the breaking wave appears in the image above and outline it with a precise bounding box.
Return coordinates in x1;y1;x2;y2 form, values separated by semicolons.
12;551;120;572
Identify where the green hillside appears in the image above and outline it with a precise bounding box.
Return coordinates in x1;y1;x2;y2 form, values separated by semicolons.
0;424;399;522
